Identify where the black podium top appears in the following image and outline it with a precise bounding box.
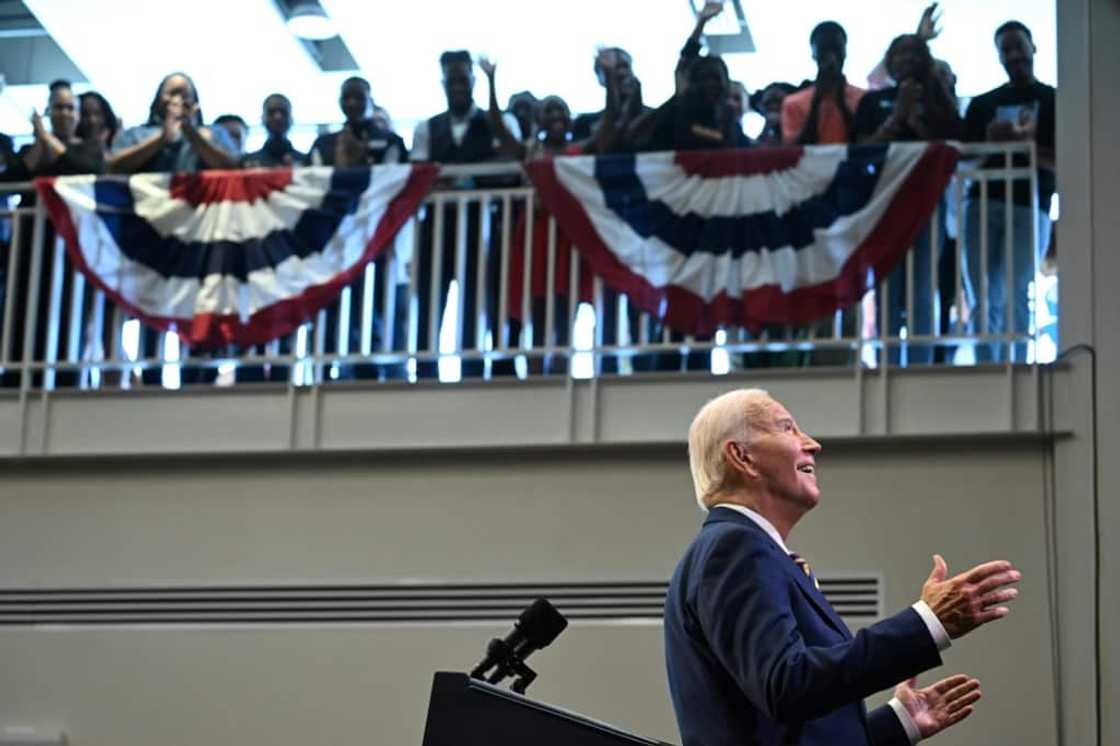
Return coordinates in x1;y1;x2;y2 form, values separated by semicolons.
421;671;675;746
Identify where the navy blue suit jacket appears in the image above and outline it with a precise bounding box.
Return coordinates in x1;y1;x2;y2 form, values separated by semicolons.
664;507;943;746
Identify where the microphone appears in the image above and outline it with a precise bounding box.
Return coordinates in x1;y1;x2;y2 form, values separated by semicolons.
470;598;568;693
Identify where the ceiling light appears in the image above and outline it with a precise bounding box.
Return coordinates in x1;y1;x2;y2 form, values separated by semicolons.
287;3;337;41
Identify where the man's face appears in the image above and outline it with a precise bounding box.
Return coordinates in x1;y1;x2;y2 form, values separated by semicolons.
339;82;370;124
443;62;475;113
744;399;822;509
263;97;292;138
540;98;570;138
996;29;1035;84
48;87;77;138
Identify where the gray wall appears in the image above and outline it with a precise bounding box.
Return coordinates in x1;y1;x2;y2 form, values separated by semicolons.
1056;0;1120;743
0;440;1056;745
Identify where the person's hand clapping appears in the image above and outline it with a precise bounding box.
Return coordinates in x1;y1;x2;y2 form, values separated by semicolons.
920;555;1021;638
897;79;924;116
162;94;185;143
179;101;201;134
895;674;981;738
30;109;47;137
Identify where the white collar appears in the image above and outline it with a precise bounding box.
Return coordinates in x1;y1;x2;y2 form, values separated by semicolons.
710;503;792;555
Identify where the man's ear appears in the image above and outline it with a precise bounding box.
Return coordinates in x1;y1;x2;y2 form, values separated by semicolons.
723;440;757;480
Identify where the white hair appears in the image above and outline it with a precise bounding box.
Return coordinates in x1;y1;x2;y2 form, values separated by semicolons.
687;388;772;511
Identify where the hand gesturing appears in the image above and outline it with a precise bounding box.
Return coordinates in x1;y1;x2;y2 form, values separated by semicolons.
896;674;981;738
478;56;497;80
699;1;724;23
920;554;1021;638
916;3;943;41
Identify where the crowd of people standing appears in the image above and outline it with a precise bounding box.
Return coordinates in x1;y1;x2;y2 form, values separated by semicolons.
0;2;1056;381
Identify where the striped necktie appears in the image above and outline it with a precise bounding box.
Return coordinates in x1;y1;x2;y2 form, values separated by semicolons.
790;552;821;591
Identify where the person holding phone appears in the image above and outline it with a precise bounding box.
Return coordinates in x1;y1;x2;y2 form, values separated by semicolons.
308;77;406;168
962;21;1055;363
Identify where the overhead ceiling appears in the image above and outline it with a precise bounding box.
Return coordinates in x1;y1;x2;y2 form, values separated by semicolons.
1;0;1056;146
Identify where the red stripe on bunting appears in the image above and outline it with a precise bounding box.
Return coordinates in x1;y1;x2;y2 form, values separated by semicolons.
526;143;959;336
672;146;804;178
169;167;294;206
36;163;439;350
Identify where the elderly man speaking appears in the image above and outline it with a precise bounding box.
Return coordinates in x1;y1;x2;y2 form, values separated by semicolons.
664;389;1022;746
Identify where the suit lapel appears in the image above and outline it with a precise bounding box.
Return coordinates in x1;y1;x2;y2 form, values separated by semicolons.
785;559;853;640
704;509;853;640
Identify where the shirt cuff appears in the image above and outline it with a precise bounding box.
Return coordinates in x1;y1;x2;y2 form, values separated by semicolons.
912;600;951;652
888;696;923;744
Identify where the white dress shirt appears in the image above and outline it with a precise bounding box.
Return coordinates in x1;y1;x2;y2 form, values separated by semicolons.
709;503;951;744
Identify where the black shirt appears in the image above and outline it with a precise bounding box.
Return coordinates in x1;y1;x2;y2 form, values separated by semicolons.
307;121;408;166
964;81;1056;211
632;97;742;153
853;88;920;141
0;132;27;182
854;85;963;143
15;139;104;177
243;137;305;168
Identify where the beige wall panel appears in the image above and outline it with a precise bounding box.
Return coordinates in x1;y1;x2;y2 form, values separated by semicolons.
0;440;1055;745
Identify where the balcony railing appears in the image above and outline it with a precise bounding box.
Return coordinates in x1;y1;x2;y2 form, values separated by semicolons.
0;142;1053;392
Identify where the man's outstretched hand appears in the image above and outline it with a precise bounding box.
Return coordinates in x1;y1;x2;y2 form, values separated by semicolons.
921;555;1021;638
896;674;981;738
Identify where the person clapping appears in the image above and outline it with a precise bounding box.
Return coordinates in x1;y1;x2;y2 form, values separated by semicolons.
108;72;238;174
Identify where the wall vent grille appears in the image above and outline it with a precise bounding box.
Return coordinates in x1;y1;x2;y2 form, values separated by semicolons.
0;577;881;626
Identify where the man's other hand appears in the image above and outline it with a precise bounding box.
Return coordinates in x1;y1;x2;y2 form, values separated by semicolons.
896;674;981;738
921;554;1021;638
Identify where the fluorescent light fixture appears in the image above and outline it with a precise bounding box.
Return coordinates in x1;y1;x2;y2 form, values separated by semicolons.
287;3;337;41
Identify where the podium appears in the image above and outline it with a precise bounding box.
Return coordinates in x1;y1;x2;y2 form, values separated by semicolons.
421;671;675;746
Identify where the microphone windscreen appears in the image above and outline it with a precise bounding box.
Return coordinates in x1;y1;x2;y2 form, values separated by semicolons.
516;598;568;649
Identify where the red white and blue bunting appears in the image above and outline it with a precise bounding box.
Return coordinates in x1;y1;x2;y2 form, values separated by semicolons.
37;165;437;348
527;143;959;334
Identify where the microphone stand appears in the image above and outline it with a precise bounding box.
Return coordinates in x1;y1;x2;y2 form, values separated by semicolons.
470;637;538;693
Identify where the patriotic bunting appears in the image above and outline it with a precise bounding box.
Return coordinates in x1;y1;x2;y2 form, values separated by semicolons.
526;143;959;334
37;165;437;348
